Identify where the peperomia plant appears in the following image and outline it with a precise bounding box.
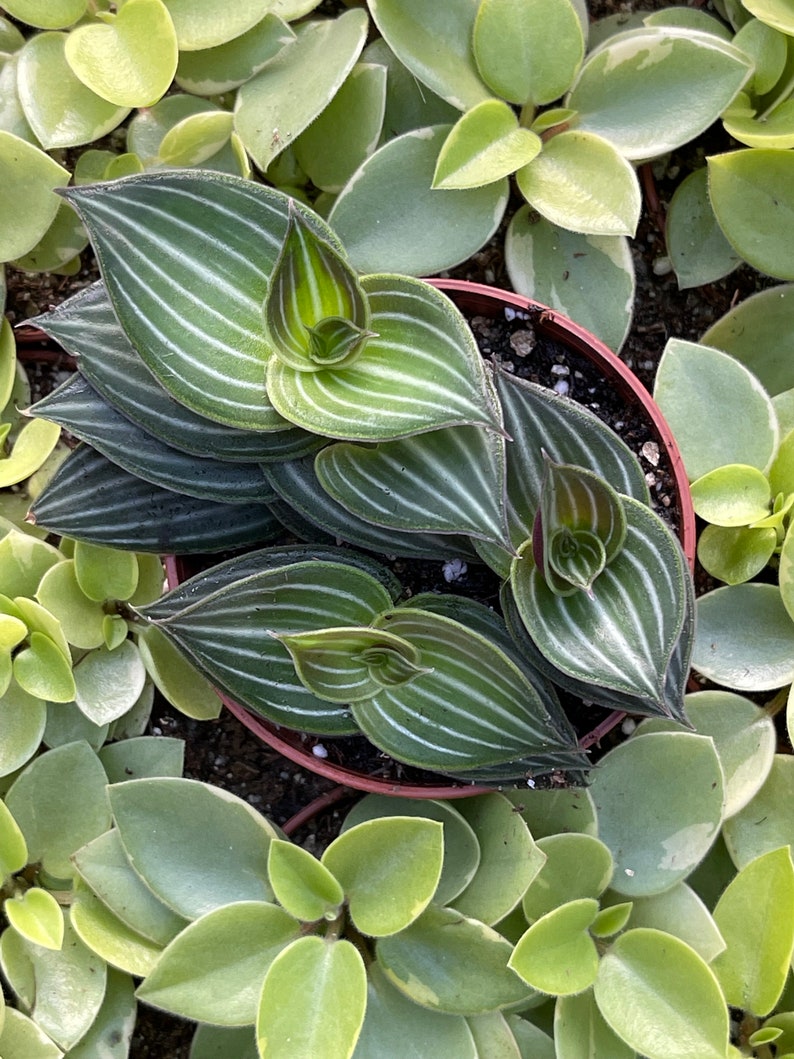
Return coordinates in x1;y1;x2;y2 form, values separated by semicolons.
20;169;695;782
3;693;791;1058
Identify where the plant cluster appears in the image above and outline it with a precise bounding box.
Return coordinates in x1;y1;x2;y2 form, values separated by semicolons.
1;690;792;1058
3;0;793;353
23;169;695;781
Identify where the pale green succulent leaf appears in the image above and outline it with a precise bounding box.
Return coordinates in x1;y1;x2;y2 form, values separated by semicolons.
162;0;270;50
510;898;600;996
367;0;491;111
4;889;64;951
268;840;344;923
517;131;640;236
554;990;635;1059
0;132;69;263
17;32;129;150
744;0;794;33
709;149;794;280
157;110;233;166
697;523;777;586
473;0;583;105
234;10;368;171
0;680;47;778
690;464;772;527
666;168;741;289
175;14;295;95
505;208;634;353
567;27;751;160
433;100;541;189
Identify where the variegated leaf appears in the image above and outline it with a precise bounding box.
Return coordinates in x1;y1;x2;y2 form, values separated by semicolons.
276;626;430;703
138;561;398;735
28;375;272;505
29;445;283;553
476;369;650;574
351;607;581;774
264;205;371;371
61;171;342;430
536;456;627;595
266;274;503;440
315;424;510;547
263;455;479;560
510;496;691;715
32;283;320;463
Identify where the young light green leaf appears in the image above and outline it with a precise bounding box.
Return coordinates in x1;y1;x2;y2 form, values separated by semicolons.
744;0;794;34
693;584;794;690
162;0;269;50
690;464;772;526
433;100;541;189
13;632;75;703
0;680;47;778
0;1007;64;1058
568;27;751;159
17;32;129;149
234;10;368;171
589;732;724;897
654;339;778;480
594;929;729;1059
268;840;344;923
11;200;89;275
109;778;277;918
322;817;443;937
0;528;62;599
257;937;367;1059
473;0;583;105
605;880;725;963
138;901;303;1025
157;110;233;166
36;559;107;649
698;523;778;585
510;898;600;996
73;641;146;725
70;879;162;977
135;625;223;721
0;799;27;881
711;846;794;1015
73;540;138;602
367;0;491;111
517;131;640;236
2;0;86;28
554;990;635;1059
709;149;794;280
64;0;178;108
0;416;61;489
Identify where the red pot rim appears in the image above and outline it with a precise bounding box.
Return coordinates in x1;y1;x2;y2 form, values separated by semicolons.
165;280;695;799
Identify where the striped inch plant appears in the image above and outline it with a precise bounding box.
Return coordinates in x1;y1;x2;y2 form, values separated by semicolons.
27;170;693;782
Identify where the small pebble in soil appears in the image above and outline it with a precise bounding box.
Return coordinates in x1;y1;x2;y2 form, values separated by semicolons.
641;440;660;466
312;744;329;758
442;558;468;583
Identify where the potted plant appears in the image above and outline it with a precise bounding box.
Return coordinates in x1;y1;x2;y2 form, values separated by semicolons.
24;169;695;795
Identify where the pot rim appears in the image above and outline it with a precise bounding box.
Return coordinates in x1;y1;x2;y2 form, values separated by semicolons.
166;279;696;799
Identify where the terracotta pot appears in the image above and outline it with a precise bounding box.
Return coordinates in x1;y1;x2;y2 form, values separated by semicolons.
167;281;696;799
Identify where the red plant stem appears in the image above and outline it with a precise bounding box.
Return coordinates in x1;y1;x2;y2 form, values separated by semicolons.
639;162;666;242
282;785;357;837
578;710;626;750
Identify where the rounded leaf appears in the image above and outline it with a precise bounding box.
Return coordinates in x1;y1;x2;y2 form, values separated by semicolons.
322;817;443;937
176;14;295;96
473;0;583;105
433;100;541;189
73;540;139;602
666;167;741;289
605;880;725;964
690;464;771;526
516;131;640;236
17;32;129;149
567;27;751;160
0;799;28;881
13;631;76;703
268;840;344;923
162;0;269;50
64;0;179;108
509;898;600;996
36;560;107;649
0;680;47;778
1;0;86;28
11;200;89;274
135;624;222;721
257;936;367;1059
709;149;794;281
589;731;724;897
697;523;777;585
0;132;69;262
693;583;794;690
138;901;302;1025
328;126;509;275
158;110;234;166
723;755;794;869
594;928;729;1059
73;640;147;725
522;834;613;923
653;338;778;481
5;740;111;881
554;990;635;1059
70;879;161;977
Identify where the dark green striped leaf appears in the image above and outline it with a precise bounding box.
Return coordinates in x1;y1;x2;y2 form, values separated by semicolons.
61;172;342;430
29;445;282;553
315;424;510;547
32;282;320;463
263;454;479;560
266;275;503;440
511;496;691;716
138;561;398;735
351;607;581;774
29;375;273;504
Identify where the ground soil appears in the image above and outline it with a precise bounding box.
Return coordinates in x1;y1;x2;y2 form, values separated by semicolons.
2;3;777;1053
